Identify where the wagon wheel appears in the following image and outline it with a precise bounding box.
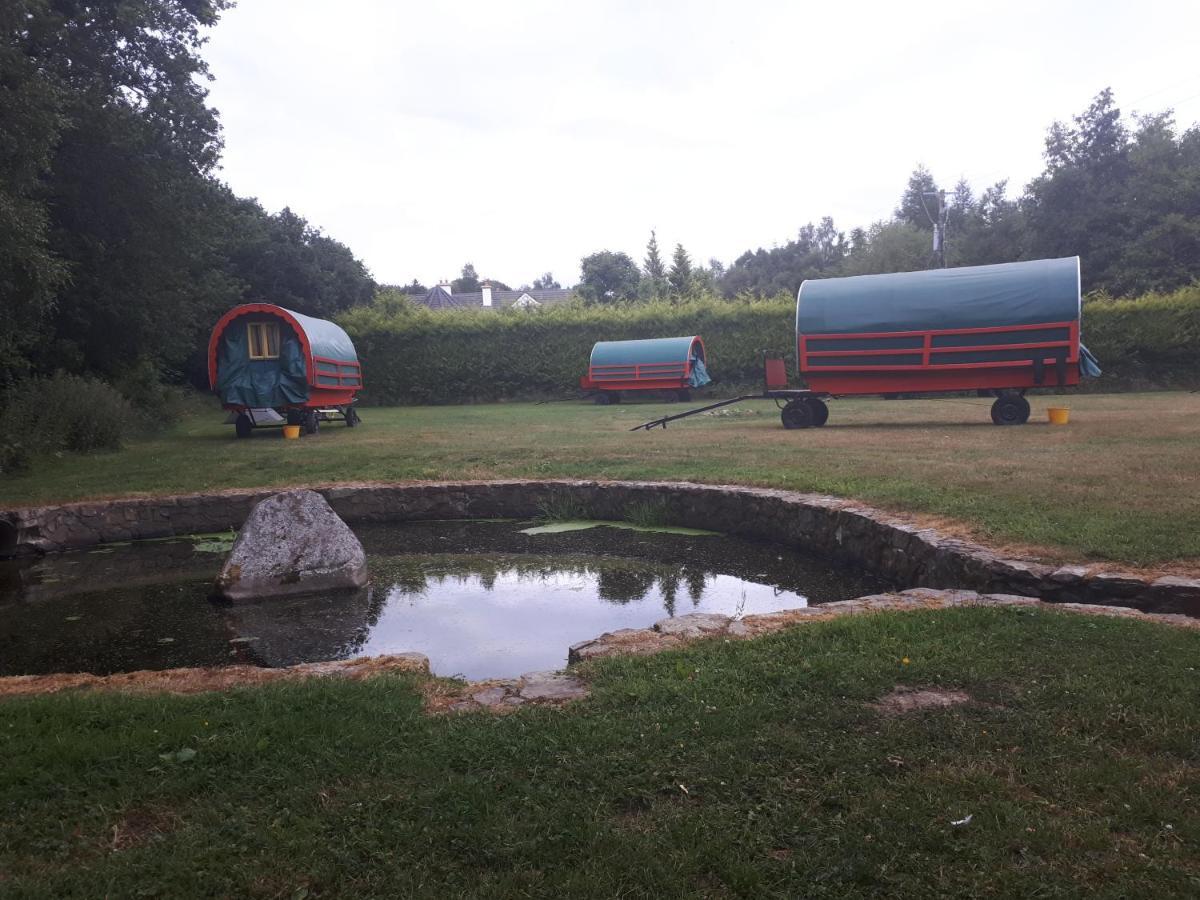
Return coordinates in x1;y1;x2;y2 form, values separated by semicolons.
609;392;621;404
808;397;830;426
593;393;612;406
344;406;359;427
304;409;320;435
990;394;1030;425
780;399;816;429
676;389;692;403
235;413;253;439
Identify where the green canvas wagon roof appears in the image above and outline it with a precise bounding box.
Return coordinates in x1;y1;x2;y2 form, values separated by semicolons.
280;307;358;363
590;336;704;367
796;257;1081;335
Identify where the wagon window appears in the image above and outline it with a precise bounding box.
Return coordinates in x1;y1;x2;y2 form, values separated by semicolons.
247;322;280;360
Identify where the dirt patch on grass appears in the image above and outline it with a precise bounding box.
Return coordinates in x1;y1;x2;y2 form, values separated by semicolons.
109;806;184;852
872;686;974;715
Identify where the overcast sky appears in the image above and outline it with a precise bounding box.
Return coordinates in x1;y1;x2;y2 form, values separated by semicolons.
203;0;1200;288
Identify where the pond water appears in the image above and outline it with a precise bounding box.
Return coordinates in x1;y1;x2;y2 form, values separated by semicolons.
0;520;891;680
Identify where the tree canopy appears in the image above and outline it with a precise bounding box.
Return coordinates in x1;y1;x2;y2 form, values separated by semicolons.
716;89;1200;298
0;0;374;386
579;251;641;303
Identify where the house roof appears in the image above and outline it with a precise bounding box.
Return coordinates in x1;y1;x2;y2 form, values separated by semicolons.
421;286;461;309
416;287;575;310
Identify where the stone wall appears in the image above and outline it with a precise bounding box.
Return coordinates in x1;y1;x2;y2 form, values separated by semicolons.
2;480;1197;614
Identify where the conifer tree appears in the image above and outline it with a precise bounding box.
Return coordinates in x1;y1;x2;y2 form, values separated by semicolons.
668;243;693;295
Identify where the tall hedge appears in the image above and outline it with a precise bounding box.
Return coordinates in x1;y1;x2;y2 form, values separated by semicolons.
1079;285;1200;388
340;297;796;404
340;287;1200;404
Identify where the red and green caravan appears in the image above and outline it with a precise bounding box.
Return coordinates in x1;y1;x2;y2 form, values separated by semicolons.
635;257;1101;431
581;335;711;404
207;304;363;437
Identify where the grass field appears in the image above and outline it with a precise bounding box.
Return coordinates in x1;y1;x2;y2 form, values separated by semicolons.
3;607;1199;897
3;391;1198;568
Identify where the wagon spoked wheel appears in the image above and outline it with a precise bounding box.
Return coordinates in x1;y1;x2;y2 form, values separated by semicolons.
235;413;253;439
781;399;816;429
990;394;1031;425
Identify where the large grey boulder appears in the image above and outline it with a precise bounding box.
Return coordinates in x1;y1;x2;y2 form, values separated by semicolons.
215;490;367;601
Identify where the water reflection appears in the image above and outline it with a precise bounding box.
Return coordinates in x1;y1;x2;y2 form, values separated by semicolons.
220;586;384;668
356;554;808;679
0;521;891;680
381;555;717;610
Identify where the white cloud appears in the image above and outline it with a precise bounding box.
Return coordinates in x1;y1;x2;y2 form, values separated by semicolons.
203;0;1200;286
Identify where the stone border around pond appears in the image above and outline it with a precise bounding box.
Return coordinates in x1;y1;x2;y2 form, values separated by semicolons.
3;480;1198;614
2;590;1196;705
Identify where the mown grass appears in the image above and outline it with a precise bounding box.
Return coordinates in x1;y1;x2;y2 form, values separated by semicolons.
2;392;1199;566
2;607;1199;897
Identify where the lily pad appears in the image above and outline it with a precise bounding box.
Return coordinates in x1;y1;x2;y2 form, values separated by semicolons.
193;539;235;554
520;520;605;535
520;519;719;537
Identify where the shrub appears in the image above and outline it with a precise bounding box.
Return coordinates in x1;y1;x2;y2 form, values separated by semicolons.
111;358;190;429
1081;284;1200;387
1;373;133;463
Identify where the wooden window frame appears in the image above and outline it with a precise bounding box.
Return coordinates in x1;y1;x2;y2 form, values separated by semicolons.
247;322;281;360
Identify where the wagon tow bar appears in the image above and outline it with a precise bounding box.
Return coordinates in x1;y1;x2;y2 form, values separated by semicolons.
628;398;758;434
631;388;824;431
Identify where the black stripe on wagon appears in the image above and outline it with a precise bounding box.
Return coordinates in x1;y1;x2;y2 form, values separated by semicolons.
931;327;1070;348
929;347;1069;365
806;335;925;351
806;353;924;367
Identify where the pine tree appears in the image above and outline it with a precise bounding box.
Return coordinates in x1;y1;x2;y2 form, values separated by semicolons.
642;229;668;299
668;243;693;296
644;230;667;280
895;165;940;230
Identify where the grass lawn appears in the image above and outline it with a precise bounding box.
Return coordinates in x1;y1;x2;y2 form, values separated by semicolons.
2;607;1199;897
3;391;1198;568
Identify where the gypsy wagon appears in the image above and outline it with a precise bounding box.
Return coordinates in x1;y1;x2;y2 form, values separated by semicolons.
635;257;1100;431
207;304;363;437
581;336;712;404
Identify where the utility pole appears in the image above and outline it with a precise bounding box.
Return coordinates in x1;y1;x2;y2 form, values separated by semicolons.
921;189;949;268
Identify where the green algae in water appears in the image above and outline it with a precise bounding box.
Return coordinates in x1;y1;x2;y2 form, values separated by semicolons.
520;519;720;537
192;530;237;553
192;539;235;554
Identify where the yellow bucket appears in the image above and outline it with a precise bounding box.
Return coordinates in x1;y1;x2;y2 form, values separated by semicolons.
282;424;301;439
1047;406;1070;425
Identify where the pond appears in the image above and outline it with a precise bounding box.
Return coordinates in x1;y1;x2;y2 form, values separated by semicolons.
0;520;891;680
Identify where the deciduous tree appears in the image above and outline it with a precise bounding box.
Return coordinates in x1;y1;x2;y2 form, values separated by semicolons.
579;251;640;303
